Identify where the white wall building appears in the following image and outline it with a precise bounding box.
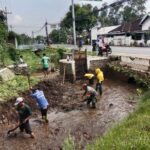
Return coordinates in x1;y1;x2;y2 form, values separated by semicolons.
91;15;150;47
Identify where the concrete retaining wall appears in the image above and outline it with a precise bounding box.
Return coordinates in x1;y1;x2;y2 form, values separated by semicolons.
120;56;150;71
87;56;108;70
59;57;108;82
59;59;76;82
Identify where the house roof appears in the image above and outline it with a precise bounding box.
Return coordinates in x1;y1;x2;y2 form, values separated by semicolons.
97;25;120;35
139;15;149;25
110;19;142;34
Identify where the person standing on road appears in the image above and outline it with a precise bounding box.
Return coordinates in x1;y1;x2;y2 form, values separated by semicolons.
41;53;50;77
14;97;35;138
98;37;106;56
95;68;104;96
30;87;49;123
82;84;98;108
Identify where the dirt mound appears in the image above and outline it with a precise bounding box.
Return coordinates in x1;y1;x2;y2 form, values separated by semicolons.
0;78;84;123
0;78;66;123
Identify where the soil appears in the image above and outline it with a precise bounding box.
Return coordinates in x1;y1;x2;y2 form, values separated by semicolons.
0;74;138;150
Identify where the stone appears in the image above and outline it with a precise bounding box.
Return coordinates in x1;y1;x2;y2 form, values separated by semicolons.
0;68;15;82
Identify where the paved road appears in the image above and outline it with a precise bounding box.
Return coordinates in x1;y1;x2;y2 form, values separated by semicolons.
51;44;150;56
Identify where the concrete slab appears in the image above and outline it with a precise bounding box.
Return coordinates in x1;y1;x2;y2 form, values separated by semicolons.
0;68;15;82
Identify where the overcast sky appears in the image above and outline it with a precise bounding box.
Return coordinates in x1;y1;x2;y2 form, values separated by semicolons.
0;0;150;36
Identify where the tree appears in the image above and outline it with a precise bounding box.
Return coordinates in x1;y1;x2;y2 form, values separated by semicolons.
120;0;147;22
0;21;8;67
35;35;45;43
61;4;98;34
49;29;68;44
99;0;147;26
17;34;32;45
0;10;6;22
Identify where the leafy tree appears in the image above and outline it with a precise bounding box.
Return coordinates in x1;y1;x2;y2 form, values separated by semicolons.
61;4;98;34
99;0;147;26
0;21;8;66
17;33;32;45
121;0;147;22
0;10;6;22
35;35;45;43
49;29;68;44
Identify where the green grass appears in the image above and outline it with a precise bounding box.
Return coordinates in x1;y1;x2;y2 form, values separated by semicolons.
63;135;76;150
4;47;65;72
0;47;66;100
86;90;150;150
0;75;39;101
19;50;42;72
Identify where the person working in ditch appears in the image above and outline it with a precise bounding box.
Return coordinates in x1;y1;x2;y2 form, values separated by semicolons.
95;68;104;95
82;83;98;108
41;53;50;77
30;87;49;123
14;97;35;138
84;72;95;85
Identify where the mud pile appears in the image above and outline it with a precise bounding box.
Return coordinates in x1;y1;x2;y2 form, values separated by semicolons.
0;78;84;123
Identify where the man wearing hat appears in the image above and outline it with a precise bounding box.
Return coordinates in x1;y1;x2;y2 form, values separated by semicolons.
14;97;35;138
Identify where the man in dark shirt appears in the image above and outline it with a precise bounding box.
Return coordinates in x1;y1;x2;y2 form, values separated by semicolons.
15;97;35;138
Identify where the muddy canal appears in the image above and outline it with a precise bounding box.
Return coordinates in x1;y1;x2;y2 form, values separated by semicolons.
0;78;138;150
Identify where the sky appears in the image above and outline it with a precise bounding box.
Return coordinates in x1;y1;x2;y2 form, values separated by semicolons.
0;0;150;36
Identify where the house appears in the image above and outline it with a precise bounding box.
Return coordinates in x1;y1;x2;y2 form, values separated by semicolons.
109;19;142;46
91;15;150;46
91;25;120;45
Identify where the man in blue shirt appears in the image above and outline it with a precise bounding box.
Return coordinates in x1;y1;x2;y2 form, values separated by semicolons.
30;87;49;123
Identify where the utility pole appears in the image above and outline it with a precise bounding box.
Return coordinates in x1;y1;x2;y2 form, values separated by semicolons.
4;7;12;31
32;31;35;44
71;0;77;46
45;21;50;46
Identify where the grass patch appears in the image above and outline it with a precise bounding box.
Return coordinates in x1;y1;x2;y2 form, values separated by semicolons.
4;47;66;72
63;135;76;150
86;90;150;150
0;75;39;100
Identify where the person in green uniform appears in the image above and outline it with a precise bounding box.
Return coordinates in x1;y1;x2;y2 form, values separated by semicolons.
41;53;50;77
14;97;35;138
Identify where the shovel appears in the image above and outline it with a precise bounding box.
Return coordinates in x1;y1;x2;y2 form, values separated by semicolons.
7;123;22;135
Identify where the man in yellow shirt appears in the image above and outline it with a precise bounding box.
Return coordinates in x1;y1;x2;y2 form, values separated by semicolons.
95;68;104;95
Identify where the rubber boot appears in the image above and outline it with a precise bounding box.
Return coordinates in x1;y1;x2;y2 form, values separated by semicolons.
43;116;49;123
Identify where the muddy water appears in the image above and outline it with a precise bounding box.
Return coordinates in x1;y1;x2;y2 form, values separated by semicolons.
0;79;138;150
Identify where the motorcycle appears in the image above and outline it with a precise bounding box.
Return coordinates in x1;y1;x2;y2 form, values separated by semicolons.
98;43;112;56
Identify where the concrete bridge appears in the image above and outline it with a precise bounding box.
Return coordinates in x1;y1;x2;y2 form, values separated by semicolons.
59;51;150;86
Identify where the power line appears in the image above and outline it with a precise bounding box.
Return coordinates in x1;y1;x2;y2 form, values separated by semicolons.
32;23;45;34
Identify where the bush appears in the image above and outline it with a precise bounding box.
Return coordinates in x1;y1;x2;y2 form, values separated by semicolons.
7;45;19;63
57;48;66;59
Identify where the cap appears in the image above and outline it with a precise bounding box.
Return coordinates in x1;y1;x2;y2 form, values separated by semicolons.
14;97;24;106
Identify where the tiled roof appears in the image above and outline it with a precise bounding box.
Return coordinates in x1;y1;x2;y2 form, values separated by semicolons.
109;18;142;33
97;25;120;35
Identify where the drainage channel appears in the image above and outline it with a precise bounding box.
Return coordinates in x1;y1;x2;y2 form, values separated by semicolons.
0;77;138;150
